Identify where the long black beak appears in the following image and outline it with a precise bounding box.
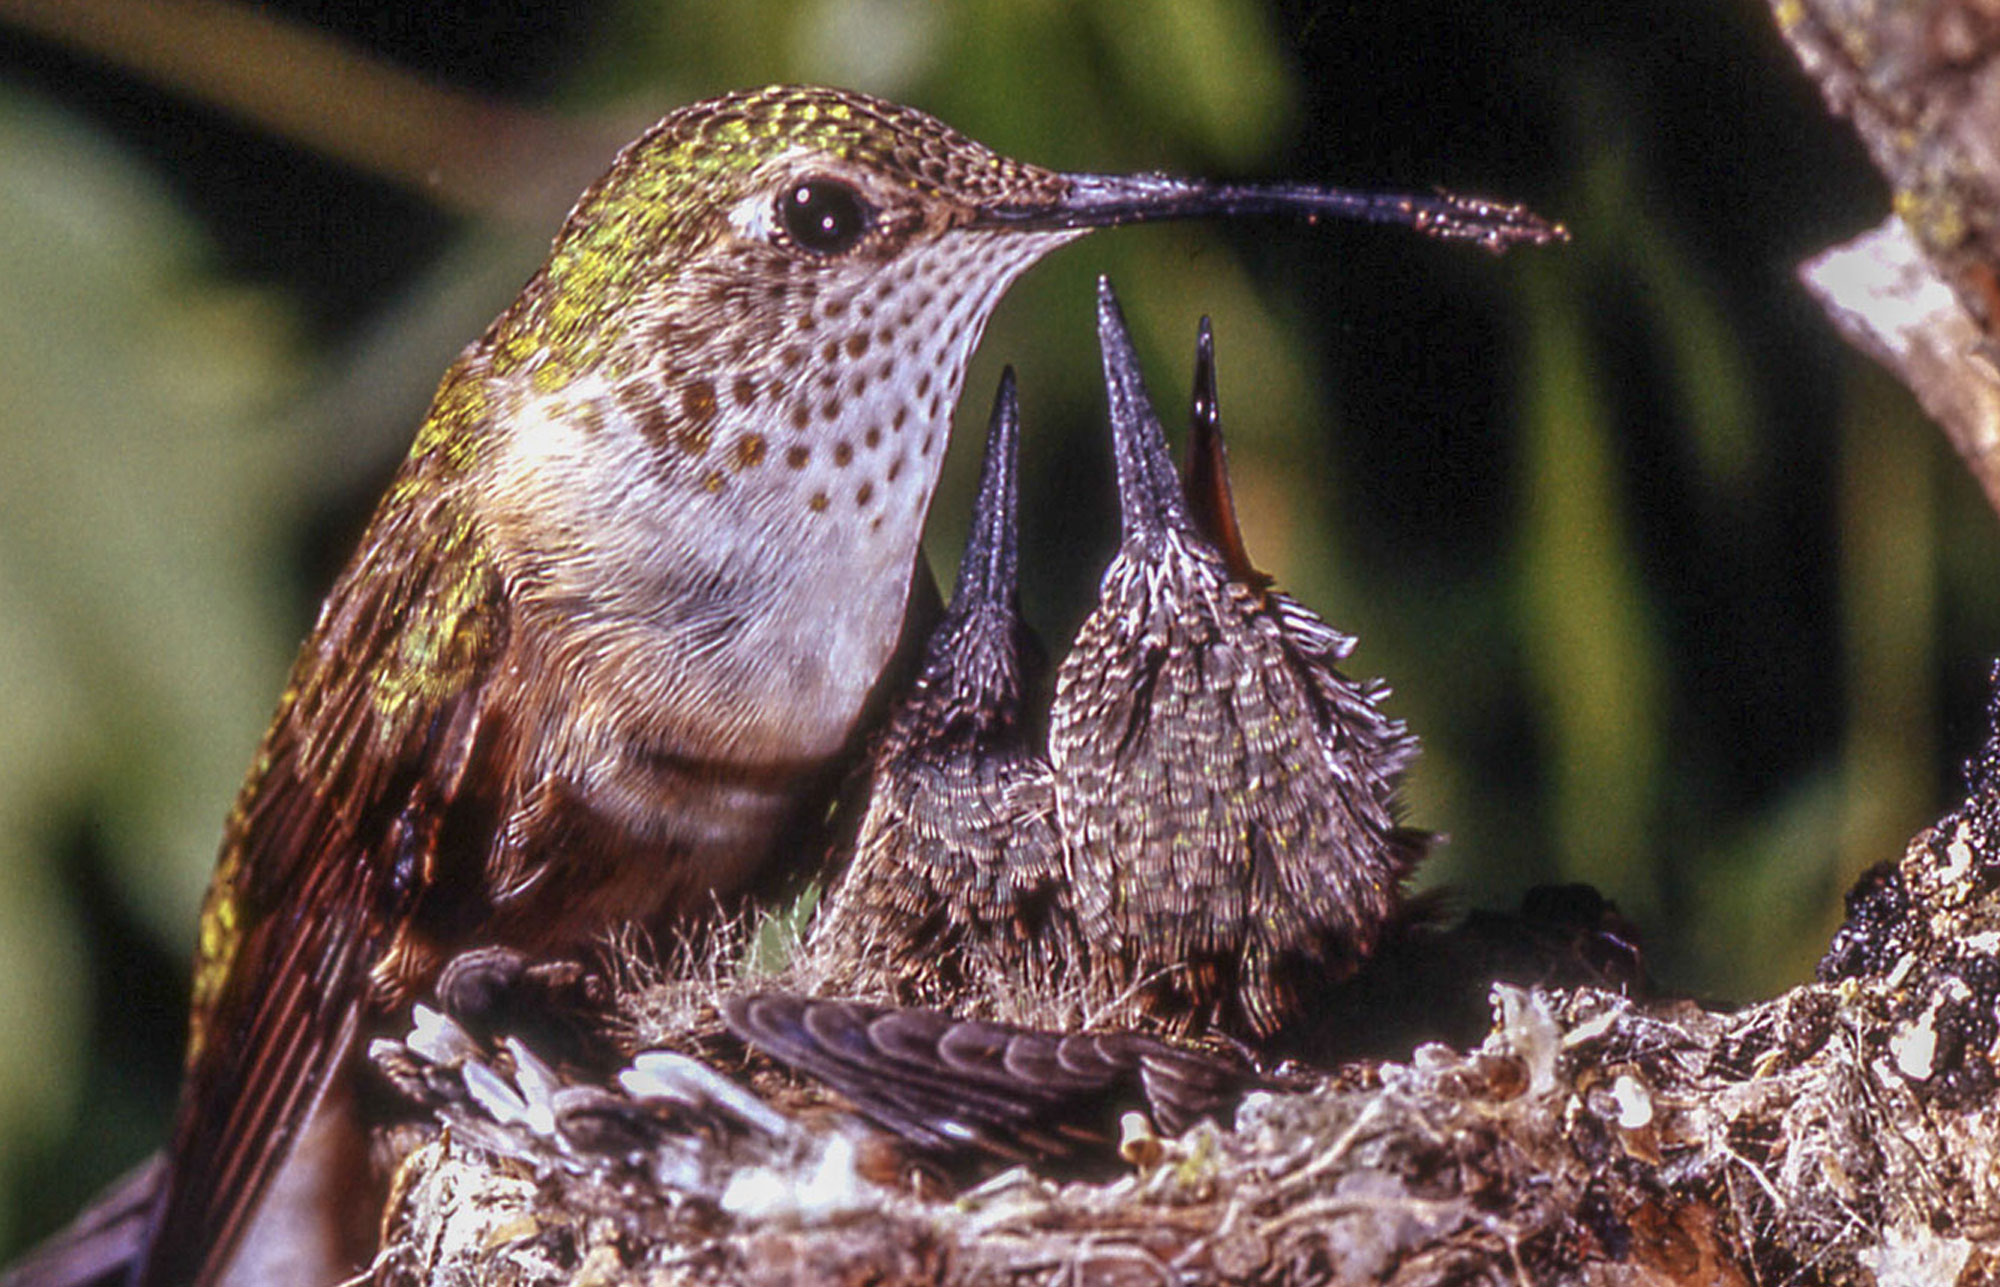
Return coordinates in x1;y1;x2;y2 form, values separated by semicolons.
980;172;1566;252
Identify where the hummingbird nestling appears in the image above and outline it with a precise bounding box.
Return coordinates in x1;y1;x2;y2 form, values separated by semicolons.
7;86;1559;1287
803;368;1076;1022
1050;280;1426;1040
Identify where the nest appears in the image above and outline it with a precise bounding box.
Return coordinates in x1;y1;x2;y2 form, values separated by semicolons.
368;711;2000;1285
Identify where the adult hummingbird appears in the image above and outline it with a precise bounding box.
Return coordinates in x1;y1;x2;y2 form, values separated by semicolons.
6;86;1558;1287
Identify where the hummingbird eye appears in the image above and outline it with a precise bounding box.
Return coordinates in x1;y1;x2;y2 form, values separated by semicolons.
780;179;872;255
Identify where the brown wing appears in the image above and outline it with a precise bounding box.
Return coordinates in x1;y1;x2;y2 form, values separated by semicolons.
723;993;1255;1161
138;488;509;1287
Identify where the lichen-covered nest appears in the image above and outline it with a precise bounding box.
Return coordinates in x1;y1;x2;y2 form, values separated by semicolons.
369;699;2000;1285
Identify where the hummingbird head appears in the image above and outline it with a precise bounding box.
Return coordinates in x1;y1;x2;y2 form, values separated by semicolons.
480;87;1082;565
444;85;1558;764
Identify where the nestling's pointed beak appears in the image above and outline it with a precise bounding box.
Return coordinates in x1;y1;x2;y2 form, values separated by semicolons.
978;171;1567;252
1183;316;1269;591
1095;276;1195;544
950;367;1023;621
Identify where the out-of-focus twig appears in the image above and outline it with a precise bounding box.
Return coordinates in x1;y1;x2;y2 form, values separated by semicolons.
0;0;642;225
1771;0;2000;518
1802;219;2000;515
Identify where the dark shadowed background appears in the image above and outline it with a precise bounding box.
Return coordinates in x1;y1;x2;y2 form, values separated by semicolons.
1;0;1991;1253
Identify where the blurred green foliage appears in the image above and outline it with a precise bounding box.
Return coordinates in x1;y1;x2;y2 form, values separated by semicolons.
2;0;1998;1258
0;86;303;1246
